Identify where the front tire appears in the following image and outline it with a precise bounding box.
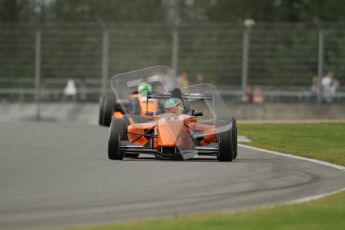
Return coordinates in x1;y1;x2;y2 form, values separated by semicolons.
217;117;235;161
108;118;126;160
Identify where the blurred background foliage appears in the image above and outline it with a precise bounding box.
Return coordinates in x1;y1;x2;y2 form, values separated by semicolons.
2;0;345;23
1;0;345;87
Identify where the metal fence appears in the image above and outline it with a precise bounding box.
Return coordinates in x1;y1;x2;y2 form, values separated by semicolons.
0;22;344;102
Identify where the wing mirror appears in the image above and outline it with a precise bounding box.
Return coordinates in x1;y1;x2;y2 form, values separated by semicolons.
192;110;203;117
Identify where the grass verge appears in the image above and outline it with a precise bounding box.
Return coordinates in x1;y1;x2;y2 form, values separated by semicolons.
239;122;345;166
67;192;345;230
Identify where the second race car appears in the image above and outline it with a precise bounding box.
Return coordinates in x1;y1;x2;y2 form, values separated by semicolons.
98;75;174;126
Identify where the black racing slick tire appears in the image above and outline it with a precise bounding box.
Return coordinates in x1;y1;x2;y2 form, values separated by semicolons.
232;117;238;159
102;93;116;127
216;117;235;162
108;118;126;160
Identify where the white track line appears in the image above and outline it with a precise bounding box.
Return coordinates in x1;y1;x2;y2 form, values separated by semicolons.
286;187;345;204
239;144;345;205
239;144;345;171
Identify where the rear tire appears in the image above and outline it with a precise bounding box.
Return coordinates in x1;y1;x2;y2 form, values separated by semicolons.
216;117;235;162
102;93;116;127
108;118;126;160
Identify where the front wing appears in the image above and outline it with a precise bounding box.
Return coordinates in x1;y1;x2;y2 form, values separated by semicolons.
119;140;219;159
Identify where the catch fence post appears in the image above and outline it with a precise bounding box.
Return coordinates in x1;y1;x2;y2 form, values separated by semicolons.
101;28;109;96
241;19;255;100
171;24;179;73
164;0;180;72
317;29;324;103
34;29;42;121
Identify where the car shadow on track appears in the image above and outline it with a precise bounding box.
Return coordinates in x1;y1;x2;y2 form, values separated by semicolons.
122;155;243;163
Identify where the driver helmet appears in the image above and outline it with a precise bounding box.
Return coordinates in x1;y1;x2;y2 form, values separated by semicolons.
138;82;152;97
164;98;184;114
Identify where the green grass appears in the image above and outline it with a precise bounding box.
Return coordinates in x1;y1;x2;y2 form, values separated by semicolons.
65;123;345;230
67;192;345;230
239;123;345;166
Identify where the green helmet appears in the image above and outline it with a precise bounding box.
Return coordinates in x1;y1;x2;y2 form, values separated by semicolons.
138;82;152;97
164;98;184;114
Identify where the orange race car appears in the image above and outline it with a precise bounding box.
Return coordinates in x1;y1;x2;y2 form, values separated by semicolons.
107;66;238;161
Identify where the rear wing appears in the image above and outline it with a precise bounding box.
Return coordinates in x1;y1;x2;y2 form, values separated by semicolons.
147;92;213;100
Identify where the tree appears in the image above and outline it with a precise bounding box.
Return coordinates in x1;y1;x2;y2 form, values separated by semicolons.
0;0;31;22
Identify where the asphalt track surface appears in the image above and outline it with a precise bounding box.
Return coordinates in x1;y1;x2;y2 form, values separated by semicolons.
1;122;345;230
